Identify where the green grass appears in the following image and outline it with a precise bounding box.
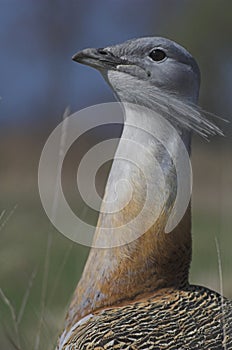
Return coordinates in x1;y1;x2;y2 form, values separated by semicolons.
1;142;231;349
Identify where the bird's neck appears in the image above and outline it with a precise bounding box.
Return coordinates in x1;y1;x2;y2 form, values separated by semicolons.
66;104;192;327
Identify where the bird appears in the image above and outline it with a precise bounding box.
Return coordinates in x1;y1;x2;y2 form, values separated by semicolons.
56;37;232;349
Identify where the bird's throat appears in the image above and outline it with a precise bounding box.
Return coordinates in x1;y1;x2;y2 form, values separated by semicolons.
65;104;192;328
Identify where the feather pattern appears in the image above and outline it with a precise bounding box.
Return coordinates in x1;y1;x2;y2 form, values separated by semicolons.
58;286;232;349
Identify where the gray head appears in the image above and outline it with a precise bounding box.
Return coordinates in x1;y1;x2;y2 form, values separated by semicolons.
73;37;222;138
73;37;200;104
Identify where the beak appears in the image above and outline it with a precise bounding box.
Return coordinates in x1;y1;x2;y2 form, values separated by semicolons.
72;48;128;70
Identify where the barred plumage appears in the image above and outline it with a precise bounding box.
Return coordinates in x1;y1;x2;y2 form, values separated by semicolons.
59;286;232;349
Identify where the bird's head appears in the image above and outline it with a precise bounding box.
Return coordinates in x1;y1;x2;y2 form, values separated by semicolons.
72;37;200;104
73;37;222;138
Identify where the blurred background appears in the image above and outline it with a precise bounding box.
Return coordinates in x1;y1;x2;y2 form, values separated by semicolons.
0;1;232;349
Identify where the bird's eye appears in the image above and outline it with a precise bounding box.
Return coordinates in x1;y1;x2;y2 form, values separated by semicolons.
149;49;166;62
97;48;108;55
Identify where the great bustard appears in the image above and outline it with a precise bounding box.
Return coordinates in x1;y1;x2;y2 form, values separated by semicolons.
56;37;232;349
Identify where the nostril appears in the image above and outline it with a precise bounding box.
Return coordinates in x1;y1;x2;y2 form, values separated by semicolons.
97;48;108;55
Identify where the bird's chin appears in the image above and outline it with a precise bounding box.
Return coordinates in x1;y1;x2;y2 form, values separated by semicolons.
102;69;146;104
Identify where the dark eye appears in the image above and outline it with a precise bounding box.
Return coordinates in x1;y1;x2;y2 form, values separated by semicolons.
149;49;166;62
97;48;108;55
